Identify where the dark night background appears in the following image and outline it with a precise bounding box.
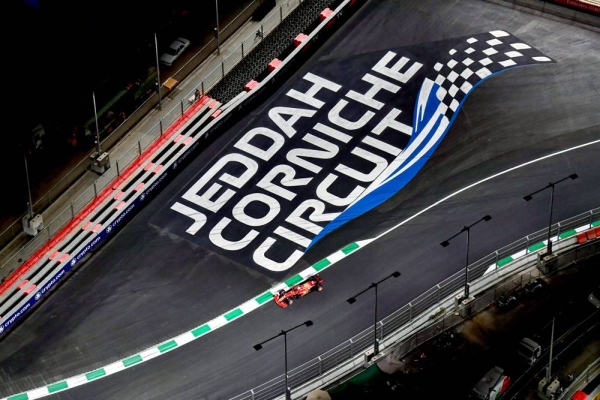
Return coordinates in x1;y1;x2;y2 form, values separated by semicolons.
2;0;247;228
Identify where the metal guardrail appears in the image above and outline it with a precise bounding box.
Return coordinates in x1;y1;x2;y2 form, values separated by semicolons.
0;0;303;278
558;358;600;400
230;208;600;400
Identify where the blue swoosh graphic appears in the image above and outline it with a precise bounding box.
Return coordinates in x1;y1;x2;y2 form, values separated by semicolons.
307;66;523;249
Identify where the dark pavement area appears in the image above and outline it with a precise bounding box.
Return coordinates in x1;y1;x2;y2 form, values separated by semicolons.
0;0;598;399
327;254;600;400
1;0;255;233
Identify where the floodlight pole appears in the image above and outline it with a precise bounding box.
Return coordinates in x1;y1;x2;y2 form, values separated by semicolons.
253;320;313;400
154;33;162;110
215;0;220;54
441;215;492;300
92;91;101;154
23;152;34;217
347;271;401;356
523;174;578;256
547;316;555;381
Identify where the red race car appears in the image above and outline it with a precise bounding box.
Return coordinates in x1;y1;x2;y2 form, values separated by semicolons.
274;275;324;308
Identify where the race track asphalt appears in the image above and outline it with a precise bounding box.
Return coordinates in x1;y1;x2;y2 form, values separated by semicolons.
1;0;599;399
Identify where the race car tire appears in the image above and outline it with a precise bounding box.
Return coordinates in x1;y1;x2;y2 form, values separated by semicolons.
287;299;293;305
317;285;323;292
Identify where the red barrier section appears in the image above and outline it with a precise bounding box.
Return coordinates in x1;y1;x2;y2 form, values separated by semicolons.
319;8;333;21
268;58;282;72
587;229;597;240
211;109;223;119
577;232;588;244
0;95;212;297
320;8;336;29
294;33;308;47
244;80;259;92
24;284;36;295
555;0;600;14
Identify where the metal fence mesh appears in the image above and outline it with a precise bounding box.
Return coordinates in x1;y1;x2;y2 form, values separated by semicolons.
209;0;338;103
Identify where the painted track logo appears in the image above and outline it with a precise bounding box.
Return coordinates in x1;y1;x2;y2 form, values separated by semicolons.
313;30;553;243
163;31;554;274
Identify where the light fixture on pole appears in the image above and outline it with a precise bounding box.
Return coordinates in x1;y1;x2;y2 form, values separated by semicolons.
441;215;491;300
89;92;111;174
154;33;162;110
21;150;44;236
92;91;101;154
254;320;313;400
523;174;578;256
546;316;555;381
23;151;34;219
347;271;401;356
215;0;220;55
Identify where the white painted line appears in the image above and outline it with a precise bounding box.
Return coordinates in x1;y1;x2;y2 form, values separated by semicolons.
104;361;126;375
175;332;196;346
373;139;600;242
140;347;161;360
66;375;87;387
327;251;347;264
240;300;261;314
209;315;228;330
299;268;316;280
28;388;51;399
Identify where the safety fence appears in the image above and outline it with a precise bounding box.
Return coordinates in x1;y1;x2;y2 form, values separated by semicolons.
557;358;600;400
229;208;600;400
0;0;304;278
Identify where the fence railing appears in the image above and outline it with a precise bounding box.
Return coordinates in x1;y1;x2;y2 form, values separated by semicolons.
230;207;600;400
0;0;303;278
557;358;600;400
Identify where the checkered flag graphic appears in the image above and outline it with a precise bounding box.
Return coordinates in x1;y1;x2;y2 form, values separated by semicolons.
428;30;554;119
